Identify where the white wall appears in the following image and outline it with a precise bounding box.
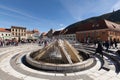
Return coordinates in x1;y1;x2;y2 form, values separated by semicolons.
0;32;11;40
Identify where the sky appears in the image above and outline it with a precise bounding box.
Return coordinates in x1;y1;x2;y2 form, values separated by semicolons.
0;0;120;33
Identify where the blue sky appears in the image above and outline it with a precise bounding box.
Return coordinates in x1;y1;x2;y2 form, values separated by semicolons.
0;0;120;33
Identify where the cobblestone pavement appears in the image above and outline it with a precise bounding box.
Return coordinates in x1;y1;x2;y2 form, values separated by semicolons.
0;43;120;80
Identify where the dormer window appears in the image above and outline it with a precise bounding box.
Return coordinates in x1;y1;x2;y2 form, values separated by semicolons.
92;24;99;27
112;24;116;28
92;24;95;27
96;24;99;27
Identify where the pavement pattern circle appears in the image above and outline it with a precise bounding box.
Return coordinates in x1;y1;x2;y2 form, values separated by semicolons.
0;43;120;80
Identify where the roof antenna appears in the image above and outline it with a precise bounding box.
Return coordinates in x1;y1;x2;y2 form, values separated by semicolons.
113;9;115;13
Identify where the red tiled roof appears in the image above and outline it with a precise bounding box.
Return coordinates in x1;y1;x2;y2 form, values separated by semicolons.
27;30;40;34
32;29;40;34
64;19;120;34
41;32;47;36
53;30;61;36
59;29;68;35
0;28;10;32
105;20;120;31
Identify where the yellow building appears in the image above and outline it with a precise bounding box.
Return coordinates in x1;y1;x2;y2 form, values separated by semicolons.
11;26;26;41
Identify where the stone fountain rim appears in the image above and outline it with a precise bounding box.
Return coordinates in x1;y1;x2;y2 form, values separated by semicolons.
25;49;96;72
26;52;94;66
27;49;93;65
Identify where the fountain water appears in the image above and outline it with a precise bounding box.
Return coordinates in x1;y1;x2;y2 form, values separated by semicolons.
26;39;96;72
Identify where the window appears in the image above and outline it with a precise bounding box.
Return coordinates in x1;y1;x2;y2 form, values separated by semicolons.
2;34;3;36
92;24;95;27
6;34;7;36
84;33;86;37
96;32;98;36
102;32;105;34
112;24;116;28
96;24;99;27
92;24;99;28
88;33;90;36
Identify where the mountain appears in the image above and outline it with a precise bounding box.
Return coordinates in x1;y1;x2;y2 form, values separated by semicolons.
66;9;120;29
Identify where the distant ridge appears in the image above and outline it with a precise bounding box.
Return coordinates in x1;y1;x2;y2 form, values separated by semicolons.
66;9;120;29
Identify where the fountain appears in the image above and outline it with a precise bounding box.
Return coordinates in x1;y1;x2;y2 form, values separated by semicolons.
26;39;96;72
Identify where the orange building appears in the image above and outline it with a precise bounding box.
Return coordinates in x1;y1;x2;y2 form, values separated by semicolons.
76;19;120;43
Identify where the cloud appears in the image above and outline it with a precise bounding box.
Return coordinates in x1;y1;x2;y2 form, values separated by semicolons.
55;24;65;30
57;27;65;30
0;5;60;31
60;0;83;20
0;5;40;21
111;0;120;11
59;24;64;27
60;0;119;21
0;12;29;21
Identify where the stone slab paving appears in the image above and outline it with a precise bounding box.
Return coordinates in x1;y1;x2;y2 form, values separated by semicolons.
0;43;120;80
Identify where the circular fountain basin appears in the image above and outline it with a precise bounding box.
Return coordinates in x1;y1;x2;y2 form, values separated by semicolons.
26;49;96;72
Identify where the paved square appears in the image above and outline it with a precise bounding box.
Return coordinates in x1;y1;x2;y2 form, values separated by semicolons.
0;43;120;80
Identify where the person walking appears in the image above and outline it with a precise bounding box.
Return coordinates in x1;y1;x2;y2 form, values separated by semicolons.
110;40;114;48
105;40;109;52
114;39;118;49
44;40;47;47
94;42;104;58
94;40;97;47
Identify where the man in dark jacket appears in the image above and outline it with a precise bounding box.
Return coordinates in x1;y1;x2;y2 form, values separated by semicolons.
94;42;104;58
105;40;109;52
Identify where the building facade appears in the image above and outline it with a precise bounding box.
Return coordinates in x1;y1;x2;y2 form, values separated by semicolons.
11;26;26;41
27;29;40;40
76;20;120;43
60;29;77;41
53;29;76;42
46;29;54;38
40;32;47;39
53;30;61;39
0;28;11;40
61;34;76;41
